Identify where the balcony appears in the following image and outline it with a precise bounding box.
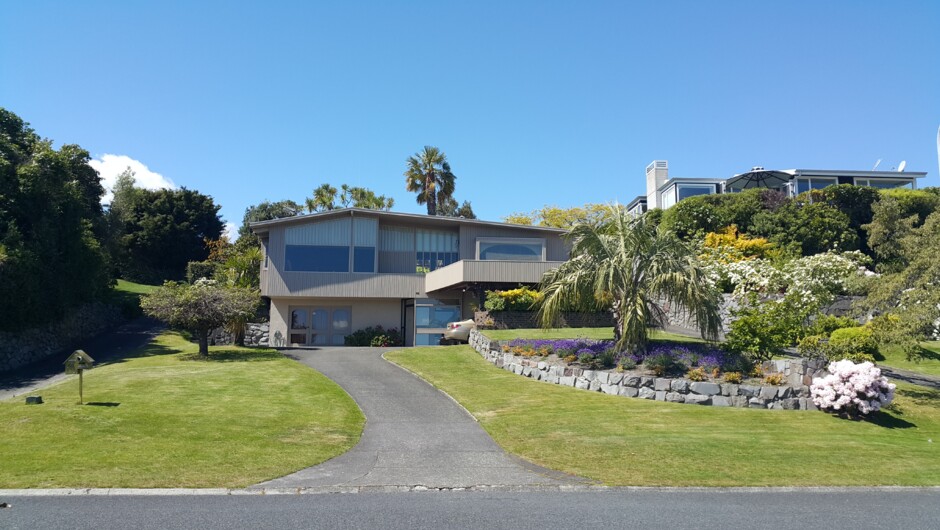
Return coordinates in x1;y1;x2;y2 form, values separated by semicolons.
424;260;564;293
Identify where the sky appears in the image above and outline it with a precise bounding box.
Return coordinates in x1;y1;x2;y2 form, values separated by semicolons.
2;0;938;238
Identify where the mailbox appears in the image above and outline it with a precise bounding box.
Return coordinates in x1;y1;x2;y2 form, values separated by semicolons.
64;350;95;374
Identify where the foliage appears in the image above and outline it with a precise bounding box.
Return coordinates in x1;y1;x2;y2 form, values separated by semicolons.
829;326;878;357
805;314;858;337
810;360;895;417
186;260;219;283
644;352;676;376
538;205;722;353
724;295;810;362
618;357;638;370
306;183;394;212
0;108;111;330
750;196;857;256
505;338;611;357
484;287;542;311
404;146;456;216
109;177;224;283
236;199;302;247
819;185;880;255
702;225;778;260
859;210;940;360
503;203;611;230
763;373;787;385
437;195;476;219
141;279;259;355
344;326;403;347
686;367;707;381
723;371;743;384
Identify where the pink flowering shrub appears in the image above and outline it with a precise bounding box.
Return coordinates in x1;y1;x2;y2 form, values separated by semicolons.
811;360;896;417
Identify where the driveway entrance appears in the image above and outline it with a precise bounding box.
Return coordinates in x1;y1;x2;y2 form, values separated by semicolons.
254;347;579;489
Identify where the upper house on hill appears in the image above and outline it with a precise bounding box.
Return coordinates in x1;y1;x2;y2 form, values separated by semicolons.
626;160;927;216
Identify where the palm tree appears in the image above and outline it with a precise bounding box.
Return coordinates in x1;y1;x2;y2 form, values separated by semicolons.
404;146;456;216
538;205;721;353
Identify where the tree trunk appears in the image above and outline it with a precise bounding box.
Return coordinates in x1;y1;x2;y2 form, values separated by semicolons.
198;330;209;356
426;173;436;216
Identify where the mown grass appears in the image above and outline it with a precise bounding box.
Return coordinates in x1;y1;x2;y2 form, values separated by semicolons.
482;327;704;343
0;332;364;488
879;342;940;378
106;279;160;318
386;345;940;486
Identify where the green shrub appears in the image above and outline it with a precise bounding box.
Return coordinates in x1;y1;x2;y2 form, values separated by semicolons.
805;314;858;337
345;326;403;347
484;287;542;311
797;334;829;359
644;353;677;376
186;261;218;284
797;326;879;363
618;358;638;371
577;352;595;366
596;350;617;369
829;326;877;356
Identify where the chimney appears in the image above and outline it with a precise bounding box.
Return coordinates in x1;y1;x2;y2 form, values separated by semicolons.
645;160;668;209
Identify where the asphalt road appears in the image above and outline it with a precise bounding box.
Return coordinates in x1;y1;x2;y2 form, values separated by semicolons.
2;489;938;530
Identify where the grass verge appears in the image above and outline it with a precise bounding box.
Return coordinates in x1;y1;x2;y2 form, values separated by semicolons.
386;345;940;486
879;342;940;378
482;327;704;343
106;279;160;318
0;332;364;488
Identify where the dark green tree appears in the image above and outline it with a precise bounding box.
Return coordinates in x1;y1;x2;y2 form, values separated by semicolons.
0;108;111;330
437;196;476;219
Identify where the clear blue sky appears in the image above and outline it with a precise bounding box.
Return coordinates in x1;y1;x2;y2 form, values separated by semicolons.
2;0;938;233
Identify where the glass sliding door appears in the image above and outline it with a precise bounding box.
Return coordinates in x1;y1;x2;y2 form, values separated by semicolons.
289;306;352;346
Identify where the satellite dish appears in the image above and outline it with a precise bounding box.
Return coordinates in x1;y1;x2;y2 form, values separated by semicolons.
898;160;907;172
872;159;882;171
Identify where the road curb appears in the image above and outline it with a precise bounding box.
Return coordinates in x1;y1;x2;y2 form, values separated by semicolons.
2;485;939;496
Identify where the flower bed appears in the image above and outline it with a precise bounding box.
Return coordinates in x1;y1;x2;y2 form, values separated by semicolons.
470;330;825;410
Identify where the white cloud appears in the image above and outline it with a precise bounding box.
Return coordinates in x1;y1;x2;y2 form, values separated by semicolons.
223;222;239;242
88;154;177;204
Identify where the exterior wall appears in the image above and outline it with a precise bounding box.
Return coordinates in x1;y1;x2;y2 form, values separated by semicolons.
459;224;568;261
268;297;402;347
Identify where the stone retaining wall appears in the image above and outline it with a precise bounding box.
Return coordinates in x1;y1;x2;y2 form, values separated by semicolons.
663;295;863;335
468;329;826;411
474;310;614;330
208;322;270;347
0;303;124;373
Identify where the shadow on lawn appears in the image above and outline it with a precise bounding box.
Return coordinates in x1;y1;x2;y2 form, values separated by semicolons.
866;412;916;429
179;349;282;363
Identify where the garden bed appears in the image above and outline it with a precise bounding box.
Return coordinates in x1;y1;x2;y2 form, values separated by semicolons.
469;330;827;410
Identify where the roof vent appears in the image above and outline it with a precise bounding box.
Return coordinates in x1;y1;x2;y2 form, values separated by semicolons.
751;166;764;171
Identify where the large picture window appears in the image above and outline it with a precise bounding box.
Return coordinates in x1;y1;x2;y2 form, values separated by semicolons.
285;245;349;272
477;237;545;261
353;246;375;273
796;177;838;194
677;184;716;201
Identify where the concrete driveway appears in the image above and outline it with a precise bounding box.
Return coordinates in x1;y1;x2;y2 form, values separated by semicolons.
254;347;580;490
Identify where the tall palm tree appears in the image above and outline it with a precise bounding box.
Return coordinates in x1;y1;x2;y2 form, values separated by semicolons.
538;205;722;353
404;146;456;216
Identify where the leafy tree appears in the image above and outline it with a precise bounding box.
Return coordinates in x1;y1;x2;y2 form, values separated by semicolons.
860;210;940;360
750;198;856;256
404;146;456;216
863;196;918;272
0;108;111;330
237;199;303;244
504;204;609;230
305;183;393;212
438;196;476;219
820;185;879;255
112;186;225;283
537;205;721;353
141;280;259;356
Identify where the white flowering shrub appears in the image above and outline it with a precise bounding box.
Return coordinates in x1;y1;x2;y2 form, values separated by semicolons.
811;360;896;417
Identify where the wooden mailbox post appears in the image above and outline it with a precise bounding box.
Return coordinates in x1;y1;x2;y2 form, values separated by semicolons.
64;350;95;404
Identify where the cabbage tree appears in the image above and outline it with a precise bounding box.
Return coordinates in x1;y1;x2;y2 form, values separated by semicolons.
538;206;721;353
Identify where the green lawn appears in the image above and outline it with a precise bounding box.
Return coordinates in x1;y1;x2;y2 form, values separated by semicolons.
386;345;940;486
482;327;704;344
106;279;160;318
879;342;940;378
0;332;364;488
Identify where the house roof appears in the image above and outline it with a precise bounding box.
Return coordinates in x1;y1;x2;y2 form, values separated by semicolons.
249;207;569;235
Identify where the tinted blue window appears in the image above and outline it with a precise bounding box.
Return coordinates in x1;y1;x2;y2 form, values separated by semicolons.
353;247;375;273
479;243;542;261
285;245;349;272
416;333;444;346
